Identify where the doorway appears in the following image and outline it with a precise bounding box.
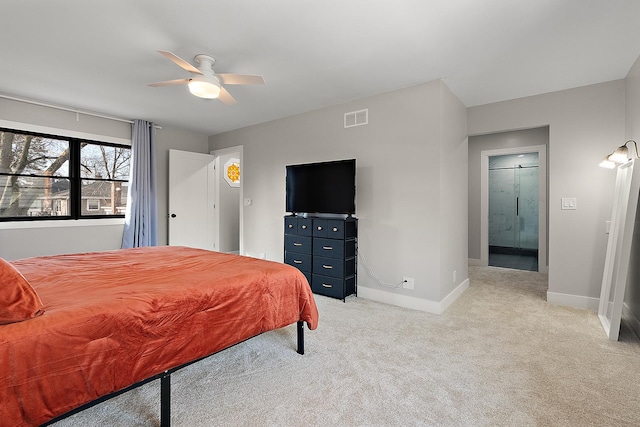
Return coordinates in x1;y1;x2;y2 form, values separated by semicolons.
211;146;243;255
488;152;539;271
480;144;547;273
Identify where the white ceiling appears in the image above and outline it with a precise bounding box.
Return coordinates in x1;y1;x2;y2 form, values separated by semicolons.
2;1;640;136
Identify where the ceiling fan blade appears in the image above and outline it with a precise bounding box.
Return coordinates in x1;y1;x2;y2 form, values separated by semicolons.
218;87;237;105
148;78;190;87
217;74;265;85
158;50;202;75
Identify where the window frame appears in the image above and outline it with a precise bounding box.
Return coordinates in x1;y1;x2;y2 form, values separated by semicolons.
0;126;131;222
86;198;101;211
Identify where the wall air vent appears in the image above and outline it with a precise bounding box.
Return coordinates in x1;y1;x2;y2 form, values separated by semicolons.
344;108;368;128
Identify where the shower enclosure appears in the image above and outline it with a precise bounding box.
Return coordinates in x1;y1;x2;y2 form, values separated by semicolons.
488;153;539;269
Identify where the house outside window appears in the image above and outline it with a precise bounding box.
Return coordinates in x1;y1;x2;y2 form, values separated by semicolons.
0;128;131;221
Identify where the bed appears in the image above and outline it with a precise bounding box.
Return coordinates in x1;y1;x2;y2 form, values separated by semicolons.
0;246;319;427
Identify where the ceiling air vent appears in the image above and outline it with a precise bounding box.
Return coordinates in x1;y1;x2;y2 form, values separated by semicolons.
344;109;368;128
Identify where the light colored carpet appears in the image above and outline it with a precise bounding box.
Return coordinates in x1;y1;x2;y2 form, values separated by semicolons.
51;266;640;426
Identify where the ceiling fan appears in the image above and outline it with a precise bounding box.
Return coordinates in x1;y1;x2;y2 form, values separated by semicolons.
148;50;265;105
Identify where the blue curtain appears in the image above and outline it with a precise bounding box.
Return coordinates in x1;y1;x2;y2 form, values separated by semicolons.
122;120;158;248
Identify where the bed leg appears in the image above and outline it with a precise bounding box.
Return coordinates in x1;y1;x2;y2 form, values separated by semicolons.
161;372;171;427
297;320;304;355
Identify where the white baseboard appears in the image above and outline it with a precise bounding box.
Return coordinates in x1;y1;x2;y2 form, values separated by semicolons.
547;291;599;312
358;278;469;315
440;279;470;312
623;303;640;337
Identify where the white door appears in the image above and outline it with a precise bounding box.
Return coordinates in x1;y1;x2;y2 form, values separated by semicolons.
168;149;217;250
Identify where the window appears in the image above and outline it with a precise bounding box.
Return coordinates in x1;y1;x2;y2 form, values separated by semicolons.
87;199;100;211
0;128;131;221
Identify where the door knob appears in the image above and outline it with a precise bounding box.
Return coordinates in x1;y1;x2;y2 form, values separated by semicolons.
170;214;176;218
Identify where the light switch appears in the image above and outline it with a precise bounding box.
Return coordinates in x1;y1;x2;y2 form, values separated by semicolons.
561;198;577;210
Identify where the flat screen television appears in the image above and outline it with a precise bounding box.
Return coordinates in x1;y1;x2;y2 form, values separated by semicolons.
286;159;356;215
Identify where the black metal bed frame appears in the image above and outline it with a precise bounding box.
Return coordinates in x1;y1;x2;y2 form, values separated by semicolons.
41;321;306;427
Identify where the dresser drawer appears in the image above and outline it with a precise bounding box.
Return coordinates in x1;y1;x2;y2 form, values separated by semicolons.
313;237;344;259
285;252;312;273
312;219;328;237
313;256;356;278
326;220;345;239
297;218;313;236
311;274;344;299
313;256;343;278
284;234;312;254
284;216;297;233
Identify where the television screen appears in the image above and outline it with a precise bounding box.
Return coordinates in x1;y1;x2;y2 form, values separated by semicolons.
286;159;356;215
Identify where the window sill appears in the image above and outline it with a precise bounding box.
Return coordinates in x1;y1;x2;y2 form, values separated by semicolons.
0;218;125;230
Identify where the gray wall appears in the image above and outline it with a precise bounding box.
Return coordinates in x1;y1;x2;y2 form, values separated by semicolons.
210;80;468;307
468;80;625;309
468;127;549;261
438;83;469;300
0;97;209;260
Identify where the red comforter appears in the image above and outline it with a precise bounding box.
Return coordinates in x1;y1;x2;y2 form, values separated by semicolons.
0;246;318;426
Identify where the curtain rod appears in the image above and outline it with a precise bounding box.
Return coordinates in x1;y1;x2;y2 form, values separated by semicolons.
0;93;161;129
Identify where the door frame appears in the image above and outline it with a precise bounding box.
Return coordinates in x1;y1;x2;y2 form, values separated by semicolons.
481;144;548;273
210;145;244;256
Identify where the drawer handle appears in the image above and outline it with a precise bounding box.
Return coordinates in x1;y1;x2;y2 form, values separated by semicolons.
322;246;333;250
288;224;293;228
322;283;333;288
293;260;303;264
293;242;303;246
317;226;323;230
322;264;333;269
301;225;307;229
332;227;338;232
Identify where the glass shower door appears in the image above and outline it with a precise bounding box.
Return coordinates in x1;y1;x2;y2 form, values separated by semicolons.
516;166;539;250
488;168;517;248
488;161;539;251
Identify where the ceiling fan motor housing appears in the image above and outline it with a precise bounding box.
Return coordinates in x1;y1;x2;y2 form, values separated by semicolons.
194;54;216;72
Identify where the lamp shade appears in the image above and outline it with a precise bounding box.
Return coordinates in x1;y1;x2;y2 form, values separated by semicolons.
599;158;617;169
608;145;630;164
188;76;221;99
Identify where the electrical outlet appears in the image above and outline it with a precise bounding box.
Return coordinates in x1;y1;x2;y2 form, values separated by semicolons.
453;270;457;283
402;276;415;290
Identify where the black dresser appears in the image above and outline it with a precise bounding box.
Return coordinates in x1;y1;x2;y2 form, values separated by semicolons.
284;216;357;301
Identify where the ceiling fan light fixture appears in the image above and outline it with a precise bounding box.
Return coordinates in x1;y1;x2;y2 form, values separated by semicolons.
188;76;221;99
